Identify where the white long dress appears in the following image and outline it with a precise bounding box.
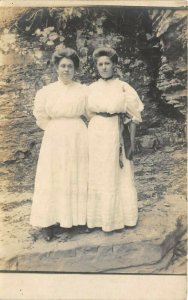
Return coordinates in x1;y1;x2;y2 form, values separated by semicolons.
87;78;144;232
30;80;88;228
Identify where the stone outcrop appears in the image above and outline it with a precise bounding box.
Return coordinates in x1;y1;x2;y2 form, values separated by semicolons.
0;62;49;192
149;9;187;116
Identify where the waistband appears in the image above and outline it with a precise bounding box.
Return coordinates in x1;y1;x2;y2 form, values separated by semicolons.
95;112;119;117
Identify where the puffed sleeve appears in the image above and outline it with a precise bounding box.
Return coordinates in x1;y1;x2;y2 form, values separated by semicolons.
33;88;51;130
122;82;144;124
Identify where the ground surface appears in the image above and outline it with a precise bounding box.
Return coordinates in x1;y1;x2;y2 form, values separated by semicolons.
0;146;186;273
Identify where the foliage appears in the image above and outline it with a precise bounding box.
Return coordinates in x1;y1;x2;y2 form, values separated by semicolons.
0;7;153;85
1;7;151;52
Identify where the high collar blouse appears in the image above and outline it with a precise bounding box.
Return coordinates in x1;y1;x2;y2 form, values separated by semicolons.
87;78;144;123
33;80;87;130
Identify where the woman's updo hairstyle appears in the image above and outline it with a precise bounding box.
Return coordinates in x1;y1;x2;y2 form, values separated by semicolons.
52;47;80;70
92;47;118;64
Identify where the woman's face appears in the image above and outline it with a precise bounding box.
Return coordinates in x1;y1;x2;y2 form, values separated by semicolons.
96;56;114;79
57;57;75;83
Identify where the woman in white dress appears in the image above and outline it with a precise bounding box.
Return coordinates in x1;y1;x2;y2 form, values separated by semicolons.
30;47;88;241
87;47;144;232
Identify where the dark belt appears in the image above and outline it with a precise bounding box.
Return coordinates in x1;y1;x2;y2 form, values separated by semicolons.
95;112;119;117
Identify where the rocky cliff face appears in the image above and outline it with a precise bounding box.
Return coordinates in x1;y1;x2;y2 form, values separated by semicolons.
0;58;57;192
149;9;187;116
